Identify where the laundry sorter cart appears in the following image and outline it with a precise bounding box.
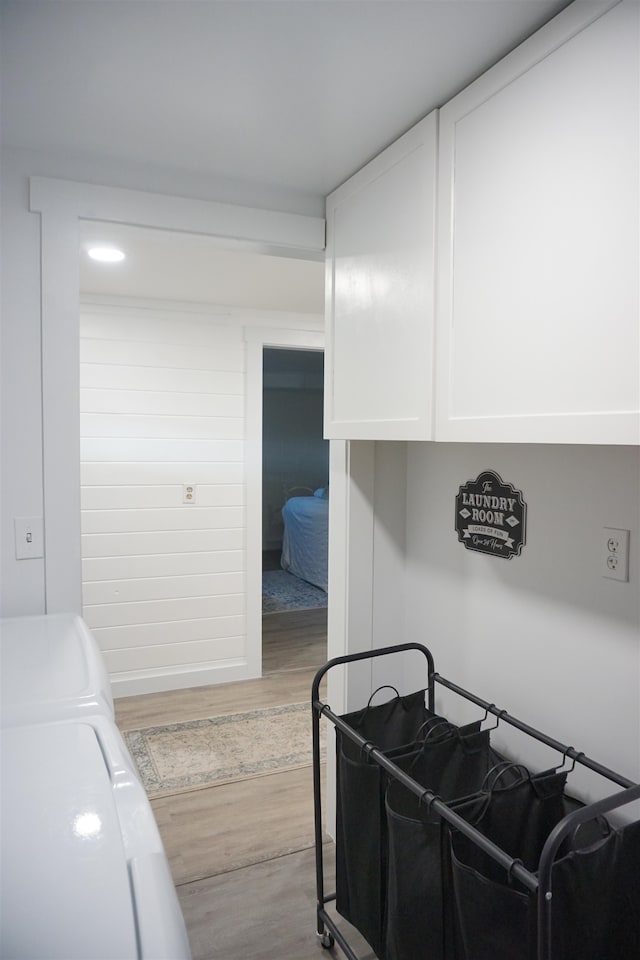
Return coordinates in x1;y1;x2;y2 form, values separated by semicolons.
311;642;640;960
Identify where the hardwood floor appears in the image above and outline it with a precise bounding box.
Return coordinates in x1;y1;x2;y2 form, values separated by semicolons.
115;608;340;960
152;765;324;886
262;607;328;676
178;844;376;960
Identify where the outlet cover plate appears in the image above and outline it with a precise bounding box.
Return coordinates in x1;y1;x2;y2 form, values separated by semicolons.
602;527;630;582
183;484;196;504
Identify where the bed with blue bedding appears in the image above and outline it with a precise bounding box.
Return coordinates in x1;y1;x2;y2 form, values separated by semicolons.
280;488;328;592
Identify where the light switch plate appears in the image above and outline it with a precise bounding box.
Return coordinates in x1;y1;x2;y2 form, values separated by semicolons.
14;516;44;560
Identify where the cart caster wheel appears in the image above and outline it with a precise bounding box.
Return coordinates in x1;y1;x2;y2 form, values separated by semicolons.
320;932;334;949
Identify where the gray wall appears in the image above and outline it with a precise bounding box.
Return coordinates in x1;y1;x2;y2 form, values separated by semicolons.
401;442;640;800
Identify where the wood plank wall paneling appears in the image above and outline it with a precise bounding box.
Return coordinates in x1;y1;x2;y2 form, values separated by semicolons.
80;338;244;371
81;463;244;484
80;363;244;394
82;571;244;606
81;485;243;510
79;305;247;686
80;389;244;418
103;635;243;674
82;550;243;580
80;413;243;439
80;506;243;533
80;438;243;461
81;528;243;557
92;615;245;650
79;312;239;346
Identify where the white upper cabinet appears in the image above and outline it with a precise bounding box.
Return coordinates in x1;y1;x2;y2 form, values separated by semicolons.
435;0;639;444
324;112;437;440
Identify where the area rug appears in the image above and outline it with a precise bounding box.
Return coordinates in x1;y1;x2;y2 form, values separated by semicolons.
262;569;327;613
124;702;325;799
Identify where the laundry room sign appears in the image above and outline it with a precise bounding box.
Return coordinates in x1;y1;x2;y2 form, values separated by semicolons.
455;470;527;559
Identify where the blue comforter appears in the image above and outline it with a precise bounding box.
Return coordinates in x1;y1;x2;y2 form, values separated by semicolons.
281;493;328;592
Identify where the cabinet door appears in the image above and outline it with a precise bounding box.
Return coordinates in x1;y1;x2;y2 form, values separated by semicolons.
436;0;639;444
324;112;437;440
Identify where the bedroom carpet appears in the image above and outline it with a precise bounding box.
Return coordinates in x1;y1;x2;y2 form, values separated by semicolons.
123;702;325;800
262;569;327;613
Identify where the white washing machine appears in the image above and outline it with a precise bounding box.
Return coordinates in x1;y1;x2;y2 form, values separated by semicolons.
0;615;191;959
1;613;114;726
1;720;191;959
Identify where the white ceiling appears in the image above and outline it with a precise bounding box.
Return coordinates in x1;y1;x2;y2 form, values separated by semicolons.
79;221;326;313
2;0;571;200
3;0;572;309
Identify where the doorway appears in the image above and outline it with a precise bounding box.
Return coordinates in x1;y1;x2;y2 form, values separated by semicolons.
35;176;360;725
261;348;328;673
77;217;325;695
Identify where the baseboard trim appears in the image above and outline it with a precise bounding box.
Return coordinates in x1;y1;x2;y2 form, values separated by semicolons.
110;658;258;698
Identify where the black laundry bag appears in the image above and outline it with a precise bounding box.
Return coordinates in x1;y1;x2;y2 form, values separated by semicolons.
549;818;640;960
338;686;435;752
383;729;507;960
449;769;640;960
335;687;438;959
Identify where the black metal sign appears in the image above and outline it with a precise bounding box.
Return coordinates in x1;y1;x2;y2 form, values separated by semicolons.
455;470;527;559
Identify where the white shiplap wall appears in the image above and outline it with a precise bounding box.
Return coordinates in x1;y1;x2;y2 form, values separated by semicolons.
79;301;250;694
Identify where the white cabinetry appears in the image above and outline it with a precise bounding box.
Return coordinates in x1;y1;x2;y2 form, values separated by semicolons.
435;0;639;444
324;112;437;440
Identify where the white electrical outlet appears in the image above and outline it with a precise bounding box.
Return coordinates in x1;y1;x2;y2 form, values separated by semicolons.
183;484;197;504
602;527;629;582
14;516;44;560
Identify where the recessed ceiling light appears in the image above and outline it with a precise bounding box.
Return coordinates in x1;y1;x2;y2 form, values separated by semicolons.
87;247;126;263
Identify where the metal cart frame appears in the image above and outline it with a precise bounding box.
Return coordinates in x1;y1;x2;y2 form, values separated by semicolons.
311;642;640;960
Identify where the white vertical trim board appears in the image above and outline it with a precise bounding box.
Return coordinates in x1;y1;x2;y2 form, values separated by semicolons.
40;207;83;614
323;438;378;840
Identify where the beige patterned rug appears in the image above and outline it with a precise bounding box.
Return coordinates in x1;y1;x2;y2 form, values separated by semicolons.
124;702;324;799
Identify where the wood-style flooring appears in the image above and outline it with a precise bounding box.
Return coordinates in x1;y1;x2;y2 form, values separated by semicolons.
115;606;372;959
